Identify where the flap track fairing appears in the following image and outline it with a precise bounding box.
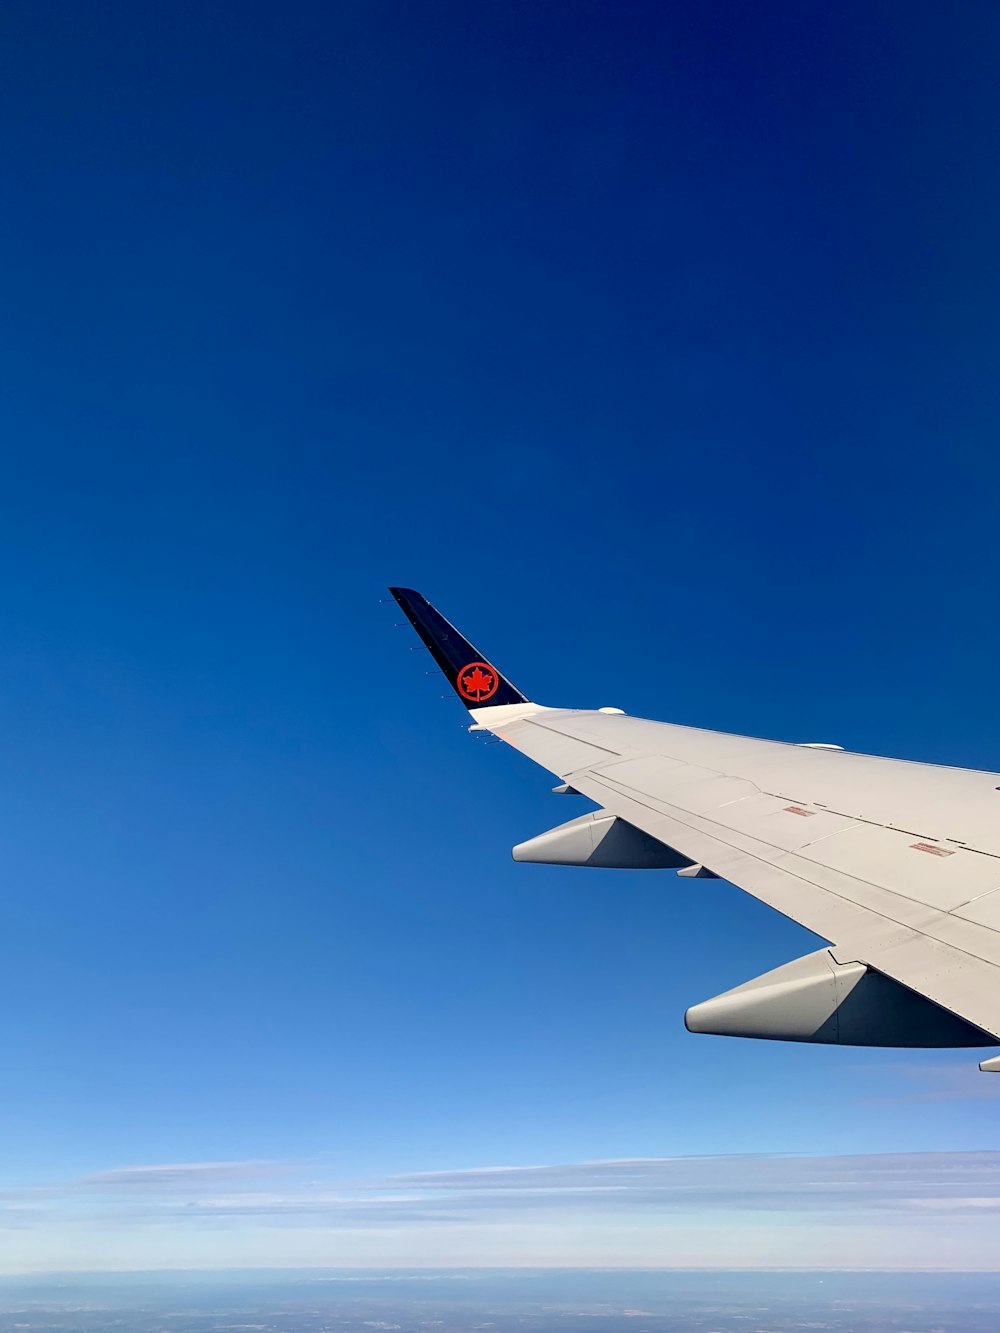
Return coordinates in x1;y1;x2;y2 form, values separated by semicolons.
685;948;997;1048
513;812;694;870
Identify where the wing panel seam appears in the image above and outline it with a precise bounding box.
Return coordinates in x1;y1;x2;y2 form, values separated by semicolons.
584;773;1000;1010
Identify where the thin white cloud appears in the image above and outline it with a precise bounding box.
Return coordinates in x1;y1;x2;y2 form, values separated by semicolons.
383;1151;1000;1214
83;1160;288;1188
53;1151;1000;1223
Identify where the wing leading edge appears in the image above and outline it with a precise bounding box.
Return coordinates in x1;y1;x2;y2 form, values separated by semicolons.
391;588;1000;1067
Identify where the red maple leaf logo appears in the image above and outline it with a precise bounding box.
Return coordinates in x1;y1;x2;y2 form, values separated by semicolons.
458;662;498;701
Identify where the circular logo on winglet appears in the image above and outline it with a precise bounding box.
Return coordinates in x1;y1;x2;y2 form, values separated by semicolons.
457;661;499;702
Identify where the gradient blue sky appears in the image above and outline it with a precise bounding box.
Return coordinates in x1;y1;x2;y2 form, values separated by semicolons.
1;0;1000;1270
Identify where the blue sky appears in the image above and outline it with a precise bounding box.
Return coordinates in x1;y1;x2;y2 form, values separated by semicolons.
1;0;1000;1270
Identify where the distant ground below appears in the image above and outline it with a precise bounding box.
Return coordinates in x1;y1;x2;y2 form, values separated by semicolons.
0;1269;996;1333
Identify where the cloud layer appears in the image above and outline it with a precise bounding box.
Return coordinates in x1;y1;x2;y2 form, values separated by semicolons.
2;1148;1000;1271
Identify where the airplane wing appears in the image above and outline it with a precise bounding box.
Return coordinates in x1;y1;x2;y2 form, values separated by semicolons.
390;588;1000;1067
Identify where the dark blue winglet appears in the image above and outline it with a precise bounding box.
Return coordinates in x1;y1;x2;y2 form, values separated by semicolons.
389;588;528;710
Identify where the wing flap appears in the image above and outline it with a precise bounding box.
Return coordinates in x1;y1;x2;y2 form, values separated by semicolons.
705;793;858;851
794;823;1000;913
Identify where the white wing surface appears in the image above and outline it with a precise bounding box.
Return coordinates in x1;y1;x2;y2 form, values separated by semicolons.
390;588;1000;1064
